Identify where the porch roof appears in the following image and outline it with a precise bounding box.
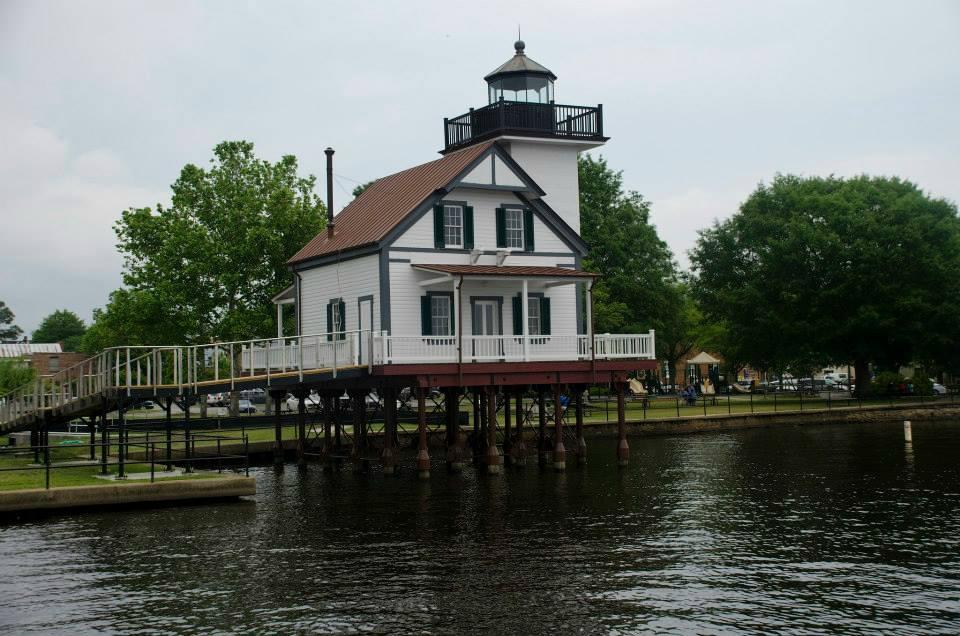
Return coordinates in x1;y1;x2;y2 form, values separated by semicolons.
412;264;597;279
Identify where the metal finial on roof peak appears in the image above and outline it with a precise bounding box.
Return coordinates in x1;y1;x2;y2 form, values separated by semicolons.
514;39;525;55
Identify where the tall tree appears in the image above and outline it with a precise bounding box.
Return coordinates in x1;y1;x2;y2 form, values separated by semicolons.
110;140;326;345
0;358;35;395
691;174;960;395
352;181;376;198
578;154;679;339
0;301;22;341
81;289;189;354
31;309;86;351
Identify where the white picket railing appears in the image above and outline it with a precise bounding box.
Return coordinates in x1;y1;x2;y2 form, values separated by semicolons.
374;331;655;365
0;329;655;427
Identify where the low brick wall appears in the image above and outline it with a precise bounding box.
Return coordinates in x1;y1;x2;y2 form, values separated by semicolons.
0;476;256;513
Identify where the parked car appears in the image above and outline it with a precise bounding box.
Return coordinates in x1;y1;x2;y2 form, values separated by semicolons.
237;399;257;414
206;393;228;407
129;399;155;409
239;388;266;404
930;380;947;396
285;391;321;412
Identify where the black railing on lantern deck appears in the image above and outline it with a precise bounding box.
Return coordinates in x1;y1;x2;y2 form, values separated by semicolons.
443;101;605;151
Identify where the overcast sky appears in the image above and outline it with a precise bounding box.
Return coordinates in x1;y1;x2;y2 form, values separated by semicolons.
1;0;958;335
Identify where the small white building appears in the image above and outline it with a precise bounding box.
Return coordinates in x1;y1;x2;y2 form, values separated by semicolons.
284;41;655;370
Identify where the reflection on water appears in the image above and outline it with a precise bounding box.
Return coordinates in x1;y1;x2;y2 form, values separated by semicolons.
2;420;959;634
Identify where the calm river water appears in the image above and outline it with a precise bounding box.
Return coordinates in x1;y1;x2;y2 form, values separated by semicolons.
2;419;959;634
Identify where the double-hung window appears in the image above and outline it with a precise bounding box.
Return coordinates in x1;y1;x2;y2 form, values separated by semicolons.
504;207;524;249
444;205;463;248
527;297;541;335
421;293;454;337
431;295;452;336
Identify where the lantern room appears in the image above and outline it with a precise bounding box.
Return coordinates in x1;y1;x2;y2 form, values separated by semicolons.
485;40;556;104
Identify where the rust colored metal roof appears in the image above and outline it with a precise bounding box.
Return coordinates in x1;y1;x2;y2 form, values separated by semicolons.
413;264;597;278
288;141;495;265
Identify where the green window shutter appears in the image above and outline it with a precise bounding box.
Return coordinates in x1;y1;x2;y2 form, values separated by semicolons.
495;207;506;248
540;296;551;335
512;295;522;335
337;299;346;339
326;302;333;341
421;296;432;336
463;206;475;250
433;203;445;249
449;296;456;335
523;208;535;252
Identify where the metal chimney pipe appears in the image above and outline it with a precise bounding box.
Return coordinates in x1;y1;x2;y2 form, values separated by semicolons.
325;147;335;238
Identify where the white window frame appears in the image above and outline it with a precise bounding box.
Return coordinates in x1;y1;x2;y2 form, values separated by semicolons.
431;295;452;336
504;207;524;249
527;297;541;336
444;205;463;248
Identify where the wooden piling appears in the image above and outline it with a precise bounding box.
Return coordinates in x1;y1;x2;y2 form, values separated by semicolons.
486;386;502;474
553;383;566;471
616;383;629;466
417;387;430;479
382;386;396;475
513;389;527;467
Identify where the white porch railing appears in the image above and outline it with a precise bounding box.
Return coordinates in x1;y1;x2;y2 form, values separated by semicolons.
0;329;655;428
374;331;656;365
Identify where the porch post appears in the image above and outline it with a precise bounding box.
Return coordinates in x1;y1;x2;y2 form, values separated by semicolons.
454;276;462;365
521;279;529;362
586;279;594;360
276;303;283;339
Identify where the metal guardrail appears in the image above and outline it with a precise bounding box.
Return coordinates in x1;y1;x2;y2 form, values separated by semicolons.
0;432;248;490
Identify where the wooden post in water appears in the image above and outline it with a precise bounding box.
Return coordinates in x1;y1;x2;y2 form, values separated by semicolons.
486;386;502;474
296;390;307;466
417;387;430;480
575;386;586;466
323;393;335;470
537;386;549;467
553;383;566;471
350;390;367;472
270;389;285;465
381;386;396;475
513;388;527;467
502;392;512;466
616;382;629;466
445;387;463;472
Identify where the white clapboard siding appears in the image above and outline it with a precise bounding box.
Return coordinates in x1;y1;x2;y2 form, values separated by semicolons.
391;187;570;253
299;254;380;336
387;251;579;338
505;141;581;235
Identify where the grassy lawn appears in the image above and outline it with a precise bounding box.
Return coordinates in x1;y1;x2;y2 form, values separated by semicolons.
0;443;220;492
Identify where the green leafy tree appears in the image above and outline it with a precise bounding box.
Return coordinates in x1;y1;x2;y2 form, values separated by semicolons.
0;301;22;341
109;140;326;345
691;174;960;395
0;358;35;394
31;309;86;351
81;289;190;354
579;155;678;339
352;181;376;198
